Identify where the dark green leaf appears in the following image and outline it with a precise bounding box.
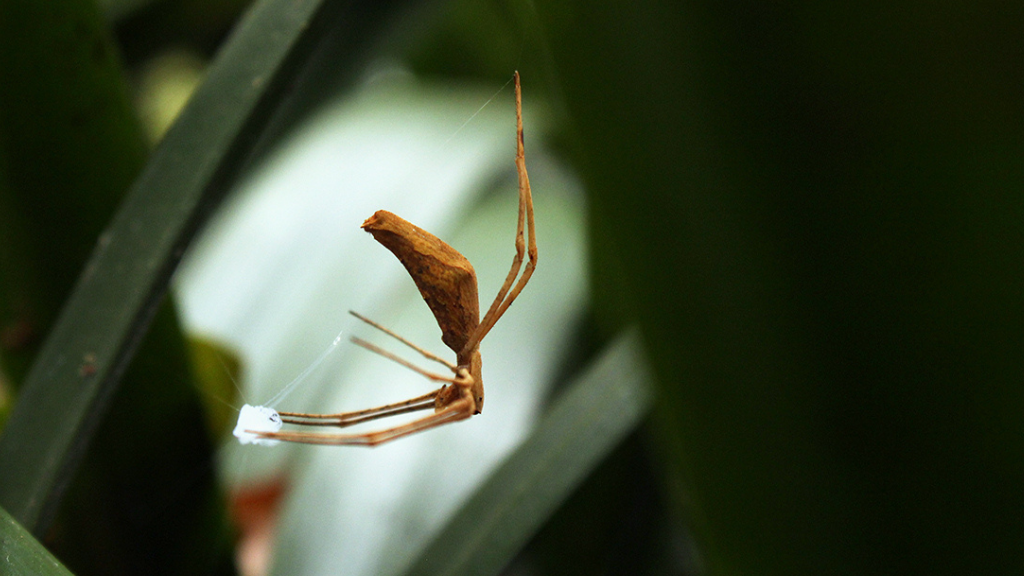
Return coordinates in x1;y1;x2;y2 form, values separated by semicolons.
0;2;235;573
0;505;74;576
535;1;1024;574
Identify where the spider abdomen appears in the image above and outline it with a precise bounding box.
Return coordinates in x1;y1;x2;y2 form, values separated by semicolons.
361;210;481;354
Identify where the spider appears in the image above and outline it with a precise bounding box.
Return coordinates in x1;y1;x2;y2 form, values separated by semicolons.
251;72;536;446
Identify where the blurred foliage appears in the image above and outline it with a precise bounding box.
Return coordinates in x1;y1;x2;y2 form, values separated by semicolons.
49;306;236;576
109;0;252;65
134;48;207;142
531;1;1024;575
0;505;74;576
518;430;694;576
402;0;536;82
0;0;236;574
187;338;245;439
0;0;149;383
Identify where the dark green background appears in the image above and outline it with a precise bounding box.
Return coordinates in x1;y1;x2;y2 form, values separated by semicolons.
531;2;1024;574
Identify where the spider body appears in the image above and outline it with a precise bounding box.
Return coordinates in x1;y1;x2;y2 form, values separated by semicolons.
360;210;485;413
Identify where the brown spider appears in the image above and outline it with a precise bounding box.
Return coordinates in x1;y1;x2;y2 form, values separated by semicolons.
252;72;536;446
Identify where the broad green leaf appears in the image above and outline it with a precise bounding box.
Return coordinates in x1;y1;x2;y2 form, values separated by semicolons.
400;332;652;576
0;505;74;576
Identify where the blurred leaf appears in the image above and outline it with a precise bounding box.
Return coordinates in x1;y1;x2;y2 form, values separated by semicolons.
0;0;413;538
402;0;533;81
0;505;74;576
400;331;652;576
519;429;692;576
0;0;149;383
0;1;236;573
187;337;245;437
535;1;1024;575
49;303;237;576
134;48;208;143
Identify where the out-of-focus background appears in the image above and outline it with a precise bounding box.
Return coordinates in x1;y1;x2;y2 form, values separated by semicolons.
1;1;1022;576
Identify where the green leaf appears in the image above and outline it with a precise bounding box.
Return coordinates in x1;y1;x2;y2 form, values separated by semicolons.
0;0;149;384
535;1;1024;574
0;505;74;576
187;337;245;438
400;331;652;576
0;2;236;573
0;0;412;534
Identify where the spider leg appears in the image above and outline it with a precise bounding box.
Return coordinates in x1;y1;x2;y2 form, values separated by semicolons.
270;313;475;432
278;388;439;428
460;71;537;356
350;337;466;385
255;392;474;447
347;311;473;389
349;310;459;372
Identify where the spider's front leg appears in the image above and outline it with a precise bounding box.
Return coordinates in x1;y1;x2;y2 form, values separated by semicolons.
459;70;538;357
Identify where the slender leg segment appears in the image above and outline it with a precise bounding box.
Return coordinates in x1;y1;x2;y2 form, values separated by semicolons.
257;393;474;447
349;311;460;372
460;71;537;357
278;389;438;427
